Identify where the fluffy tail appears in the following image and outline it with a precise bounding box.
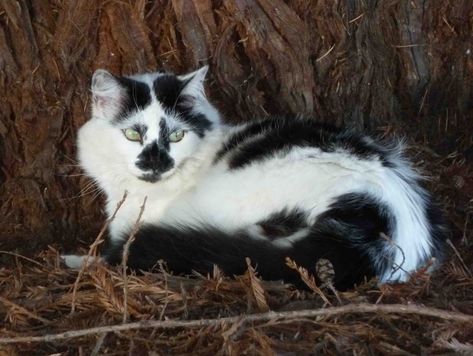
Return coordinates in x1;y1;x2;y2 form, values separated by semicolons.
105;225;307;288
372;144;447;282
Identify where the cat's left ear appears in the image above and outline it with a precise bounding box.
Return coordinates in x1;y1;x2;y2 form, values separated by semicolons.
178;65;209;99
91;69;125;120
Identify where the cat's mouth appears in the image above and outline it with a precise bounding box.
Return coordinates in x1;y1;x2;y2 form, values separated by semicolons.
138;168;176;183
139;173;161;183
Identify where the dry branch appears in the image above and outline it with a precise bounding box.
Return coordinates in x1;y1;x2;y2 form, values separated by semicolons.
0;303;471;344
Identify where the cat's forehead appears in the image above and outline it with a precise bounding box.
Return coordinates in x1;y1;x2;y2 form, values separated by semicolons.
114;73;186;125
95;68;213;137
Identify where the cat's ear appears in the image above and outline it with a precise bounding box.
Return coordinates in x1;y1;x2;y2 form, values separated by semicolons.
178;65;209;99
91;69;124;120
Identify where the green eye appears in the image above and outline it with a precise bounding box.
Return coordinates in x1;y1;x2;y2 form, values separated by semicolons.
169;129;185;143
123;128;141;142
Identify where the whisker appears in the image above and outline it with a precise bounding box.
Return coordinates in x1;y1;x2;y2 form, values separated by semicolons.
57;173;88;178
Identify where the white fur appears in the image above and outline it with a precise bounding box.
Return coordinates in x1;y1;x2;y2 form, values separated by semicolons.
62;254;102;269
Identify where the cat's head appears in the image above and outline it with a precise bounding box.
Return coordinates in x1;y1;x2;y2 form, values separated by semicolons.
80;66;220;183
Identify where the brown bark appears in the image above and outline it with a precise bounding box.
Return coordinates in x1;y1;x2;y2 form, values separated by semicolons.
0;0;472;251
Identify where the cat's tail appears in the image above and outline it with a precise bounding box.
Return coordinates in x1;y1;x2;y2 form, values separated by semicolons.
366;142;448;283
104;224;308;288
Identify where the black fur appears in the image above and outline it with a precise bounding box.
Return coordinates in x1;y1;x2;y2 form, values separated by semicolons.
175;97;212;137
214;119;279;162
153;74;185;110
423;199;448;265
258;208;308;238
217;118;394;170
135;140;174;181
115;77;152;120
296;193;395;286
154;75;212;137
158;118;170;150
105;193;395;290
106;224;306;288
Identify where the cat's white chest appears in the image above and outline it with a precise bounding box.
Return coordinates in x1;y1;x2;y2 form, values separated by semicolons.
106;177;194;241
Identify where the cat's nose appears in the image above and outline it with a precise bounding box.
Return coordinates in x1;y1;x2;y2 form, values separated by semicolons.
136;140;174;174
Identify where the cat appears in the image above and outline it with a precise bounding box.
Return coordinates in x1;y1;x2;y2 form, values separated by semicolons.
63;66;446;290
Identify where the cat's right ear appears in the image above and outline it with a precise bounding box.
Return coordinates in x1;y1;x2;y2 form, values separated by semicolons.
91;69;123;120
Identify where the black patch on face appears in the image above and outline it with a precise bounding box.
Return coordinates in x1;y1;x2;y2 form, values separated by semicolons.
221;118;392;170
115;77;152;120
258;208;308;238
153;74;212;137
135;140;174;180
153;74;185;110
159;117;170;150
174;95;212;137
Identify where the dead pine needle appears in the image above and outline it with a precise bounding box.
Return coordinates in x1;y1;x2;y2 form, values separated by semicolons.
285;257;331;305
122;196;147;323
447;238;472;278
70;191;128;314
0;296;50;325
245;258;269;312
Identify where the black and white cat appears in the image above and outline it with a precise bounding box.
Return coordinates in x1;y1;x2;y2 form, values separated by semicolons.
64;66;446;290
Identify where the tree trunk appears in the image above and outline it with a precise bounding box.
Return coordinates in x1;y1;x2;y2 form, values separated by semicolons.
0;0;472;251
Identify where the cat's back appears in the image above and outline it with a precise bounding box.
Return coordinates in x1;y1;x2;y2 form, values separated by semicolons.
165;117;391;228
213;117;388;170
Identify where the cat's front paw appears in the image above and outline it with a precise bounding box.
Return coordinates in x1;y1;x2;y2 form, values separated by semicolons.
61;254;102;269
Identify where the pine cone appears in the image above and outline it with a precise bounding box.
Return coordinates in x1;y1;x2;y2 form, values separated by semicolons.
316;258;335;287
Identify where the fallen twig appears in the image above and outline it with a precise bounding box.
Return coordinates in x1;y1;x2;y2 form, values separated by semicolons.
0;251;45;268
122;196;147;323
1;303;471;344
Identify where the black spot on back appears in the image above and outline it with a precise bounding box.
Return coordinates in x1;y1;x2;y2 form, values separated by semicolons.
214;119;279;163
115;77;152;120
221;118;392;169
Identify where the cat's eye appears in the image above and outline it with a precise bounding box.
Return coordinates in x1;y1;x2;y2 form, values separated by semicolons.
169;129;185;143
123;128;142;142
